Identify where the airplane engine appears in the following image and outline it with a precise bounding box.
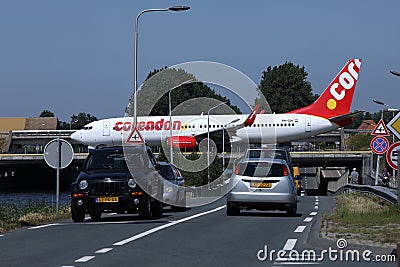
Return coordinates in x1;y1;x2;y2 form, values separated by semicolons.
167;136;197;149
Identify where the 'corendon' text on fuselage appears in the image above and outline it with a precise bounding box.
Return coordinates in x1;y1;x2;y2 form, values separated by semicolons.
114;119;182;132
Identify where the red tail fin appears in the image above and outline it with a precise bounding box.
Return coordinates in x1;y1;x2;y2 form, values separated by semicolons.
287;59;362;119
244;104;260;127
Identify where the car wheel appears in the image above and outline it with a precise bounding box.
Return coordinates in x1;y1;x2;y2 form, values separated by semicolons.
90;211;102;221
171;193;187;212
287;203;297;217
151;198;163;218
139;195;152;219
71;201;85;223
226;202;240;216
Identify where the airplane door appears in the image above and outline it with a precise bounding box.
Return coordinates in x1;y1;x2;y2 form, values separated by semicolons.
305;117;311;132
103;121;110;136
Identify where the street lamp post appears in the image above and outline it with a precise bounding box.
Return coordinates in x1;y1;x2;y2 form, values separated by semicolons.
222;118;240;172
168;79;194;164
390;70;400;77
207;102;227;185
133;6;190;129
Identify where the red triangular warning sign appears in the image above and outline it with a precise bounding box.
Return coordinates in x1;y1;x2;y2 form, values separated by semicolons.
371;119;390;136
126;127;145;144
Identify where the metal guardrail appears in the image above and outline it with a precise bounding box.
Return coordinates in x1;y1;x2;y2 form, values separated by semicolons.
339;184;398;204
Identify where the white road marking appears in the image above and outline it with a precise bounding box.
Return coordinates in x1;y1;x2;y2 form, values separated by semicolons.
75;256;95;263
113;205;226;246
29;223;60;229
309;212;317;216
304;217;313;222
283;239;297;251
294;226;306;233
314;205;318;209
95;248;113;254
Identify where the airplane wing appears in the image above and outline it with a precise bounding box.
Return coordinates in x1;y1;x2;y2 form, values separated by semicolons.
193;104;261;145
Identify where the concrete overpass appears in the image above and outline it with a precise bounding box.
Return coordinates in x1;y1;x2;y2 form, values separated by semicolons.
4;130;79;153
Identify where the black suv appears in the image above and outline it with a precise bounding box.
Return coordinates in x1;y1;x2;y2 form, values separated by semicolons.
70;145;163;222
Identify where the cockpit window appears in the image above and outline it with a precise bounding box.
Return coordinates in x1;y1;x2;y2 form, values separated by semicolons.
83;126;93;130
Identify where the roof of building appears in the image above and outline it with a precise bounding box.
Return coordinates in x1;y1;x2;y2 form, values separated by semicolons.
357;120;376;131
0;117;58;132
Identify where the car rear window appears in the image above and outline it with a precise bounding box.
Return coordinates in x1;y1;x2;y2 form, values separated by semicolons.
247;150;287;161
159;165;174;180
235;162;286;177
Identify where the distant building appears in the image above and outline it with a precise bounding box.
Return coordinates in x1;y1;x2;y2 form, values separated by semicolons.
357;120;376;133
0;117;58;132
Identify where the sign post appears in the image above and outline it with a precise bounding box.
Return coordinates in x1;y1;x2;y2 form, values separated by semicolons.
44;138;74;213
370;120;390;186
398;147;400;205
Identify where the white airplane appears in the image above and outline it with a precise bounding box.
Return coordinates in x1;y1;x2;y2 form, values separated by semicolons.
71;59;362;149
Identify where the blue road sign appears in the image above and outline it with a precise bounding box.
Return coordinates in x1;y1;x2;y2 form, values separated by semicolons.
370;136;389;155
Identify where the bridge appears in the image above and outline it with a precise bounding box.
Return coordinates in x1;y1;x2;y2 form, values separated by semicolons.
3;130;79;153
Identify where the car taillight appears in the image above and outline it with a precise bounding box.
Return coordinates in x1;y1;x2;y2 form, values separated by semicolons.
282;165;289;176
234;164;241;175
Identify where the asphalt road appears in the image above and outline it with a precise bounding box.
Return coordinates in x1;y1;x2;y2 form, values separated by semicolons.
0;195;396;267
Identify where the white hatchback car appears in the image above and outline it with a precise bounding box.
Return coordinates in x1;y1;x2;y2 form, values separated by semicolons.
227;158;297;216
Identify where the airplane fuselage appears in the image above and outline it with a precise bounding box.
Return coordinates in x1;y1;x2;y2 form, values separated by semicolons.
71;113;336;147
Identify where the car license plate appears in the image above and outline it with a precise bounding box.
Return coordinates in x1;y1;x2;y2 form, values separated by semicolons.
96;197;119;203
251;181;272;188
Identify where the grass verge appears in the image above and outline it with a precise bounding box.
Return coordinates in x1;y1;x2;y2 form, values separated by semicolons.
0;202;71;233
321;192;400;247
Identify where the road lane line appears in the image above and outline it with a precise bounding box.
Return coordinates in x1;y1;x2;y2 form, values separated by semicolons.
75;256;95;263
283;239;297;250
294;226;306;233
314;205;318;209
29;223;60;229
113;205;226;246
95;248;113;254
309;212;317;216
304;217;313;222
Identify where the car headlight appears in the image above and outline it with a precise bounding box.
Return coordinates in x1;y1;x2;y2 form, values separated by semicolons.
128;179;137;188
79;180;88;190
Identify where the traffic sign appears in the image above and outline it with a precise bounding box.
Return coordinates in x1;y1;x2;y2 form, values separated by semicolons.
126;127;145;144
387;112;400;140
386;141;400;170
44;139;74;169
371;119;390;136
44;138;74;214
370;136;389;154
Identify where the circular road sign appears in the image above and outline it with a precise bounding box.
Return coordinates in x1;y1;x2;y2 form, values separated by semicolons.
386;141;400;170
370;136;389;155
44;139;74;169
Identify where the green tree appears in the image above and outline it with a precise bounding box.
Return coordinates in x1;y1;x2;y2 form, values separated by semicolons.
346;133;373;150
126;68;241;117
259;62;318;113
70;112;97;129
39;110;55;117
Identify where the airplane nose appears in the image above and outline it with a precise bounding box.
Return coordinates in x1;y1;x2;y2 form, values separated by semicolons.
70;131;81;142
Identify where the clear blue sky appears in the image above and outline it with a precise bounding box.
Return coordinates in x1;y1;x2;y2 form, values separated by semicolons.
0;0;399;122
